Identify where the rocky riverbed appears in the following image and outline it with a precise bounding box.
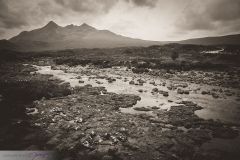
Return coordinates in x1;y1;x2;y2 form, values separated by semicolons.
23;63;240;160
33;64;240;124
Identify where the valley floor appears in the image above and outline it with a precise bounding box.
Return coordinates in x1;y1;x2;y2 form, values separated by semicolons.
0;56;240;160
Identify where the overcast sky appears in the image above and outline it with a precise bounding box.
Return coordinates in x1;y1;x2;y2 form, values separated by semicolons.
0;0;240;41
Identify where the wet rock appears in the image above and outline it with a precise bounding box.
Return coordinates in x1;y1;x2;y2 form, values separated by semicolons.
201;91;210;95
149;81;156;86
184;90;190;94
26;107;39;115
163;93;169;97
160;91;169;97
82;140;91;148
76;76;82;79
137;79;146;85
103;133;111;140
129;80;135;85
90;131;96;138
134;107;151;112
107;77;116;83
117;135;127;142
177;89;184;94
177;88;189;94
167;86;173;90
79;80;84;83
74;117;83;123
119;127;128;134
151;106;160;110
173;83;188;88
152;88;159;93
180;101;200;108
212;93;219;98
96;81;103;84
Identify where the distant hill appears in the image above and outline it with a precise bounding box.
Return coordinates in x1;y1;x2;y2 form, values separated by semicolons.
178;34;240;45
9;21;161;51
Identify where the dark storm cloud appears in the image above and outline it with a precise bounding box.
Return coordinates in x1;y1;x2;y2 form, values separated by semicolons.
0;0;158;39
53;0;157;13
176;0;240;32
0;0;158;31
54;0;117;14
0;0;28;29
127;0;158;7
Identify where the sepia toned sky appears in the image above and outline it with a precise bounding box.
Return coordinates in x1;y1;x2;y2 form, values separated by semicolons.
0;0;240;41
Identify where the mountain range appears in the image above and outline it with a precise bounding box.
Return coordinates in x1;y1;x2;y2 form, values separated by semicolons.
7;21;160;51
1;21;240;51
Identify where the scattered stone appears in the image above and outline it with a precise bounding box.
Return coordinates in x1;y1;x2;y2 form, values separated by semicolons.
151;106;160;110
149;81;156;85
96;81;103;84
76;76;82;79
177;88;184;94
212;93;219;98
129;80;135;85
167;86;173;90
201;91;209;95
137;79;146;85
119;127;128;134
107;77;116;83
79;80;84;83
152;88;158;93
26;107;39;115
162;91;169;97
103;133;111;140
134;107;151;112
177;88;189;94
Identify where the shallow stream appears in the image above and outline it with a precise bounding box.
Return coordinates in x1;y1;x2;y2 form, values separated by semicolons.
32;65;240;125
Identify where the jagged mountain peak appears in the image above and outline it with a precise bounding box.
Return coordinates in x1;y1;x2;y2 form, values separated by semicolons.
64;23;96;31
44;21;60;29
79;23;96;30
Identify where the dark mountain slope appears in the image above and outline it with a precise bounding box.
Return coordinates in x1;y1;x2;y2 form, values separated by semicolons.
9;21;161;51
179;34;240;45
